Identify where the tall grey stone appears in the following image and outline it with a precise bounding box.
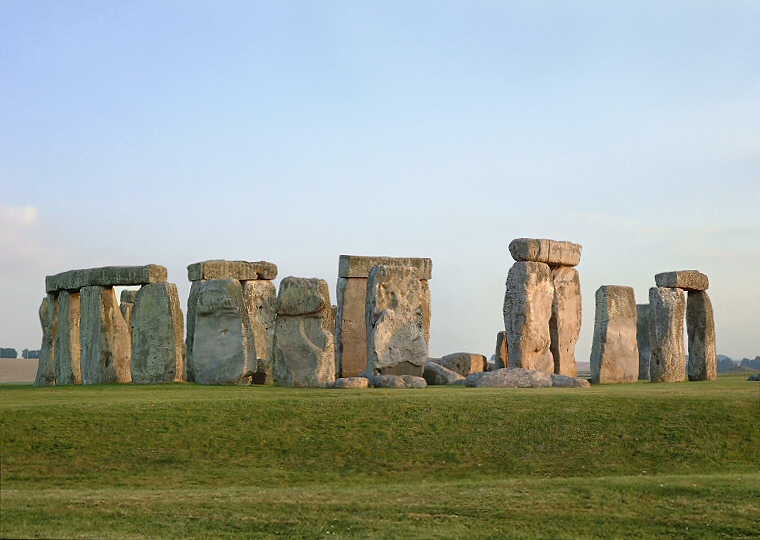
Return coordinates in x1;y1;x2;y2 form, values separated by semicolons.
494;331;508;369
273;277;335;387
120;289;137;337
80;286;132;384
185;281;202;383
46;265;167;294
655;270;708;291
34;295;57;386
508;238;582;267
503;261;554;373
686;290;717;381
243;280;277;384
366;266;428;376
549;266;580;377
54;291;81;385
636;304;652;380
590;286;639;384
130;283;185;384
649;287;687;383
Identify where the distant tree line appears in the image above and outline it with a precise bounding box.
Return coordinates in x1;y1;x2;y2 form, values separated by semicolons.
0;348;41;359
22;349;41;359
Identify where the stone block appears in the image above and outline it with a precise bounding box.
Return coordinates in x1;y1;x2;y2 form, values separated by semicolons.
686;290;717;381
34;295;57;386
130;283;185;384
589;286;639;384
187;260;277;282
494;331;509;369
649;287;687;383
338;255;432;279
46;265;167;294
503;261;554;373
80;286;132;384
120;290;136;337
423;361;464;385
654;270;709;291
636;304;652;380
439;352;487;377
184;281;202;383
276;276;330;316
333;377;370;389
54;291;81;385
371;374;427;388
549;266;581;377
508;238;582;267
336;277;369;378
551;374;591;388
465;368;553;388
243;280;277;384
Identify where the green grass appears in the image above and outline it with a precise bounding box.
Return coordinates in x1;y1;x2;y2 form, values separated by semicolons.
1;375;759;538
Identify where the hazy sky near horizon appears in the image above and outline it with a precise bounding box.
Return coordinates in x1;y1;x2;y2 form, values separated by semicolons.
1;1;759;361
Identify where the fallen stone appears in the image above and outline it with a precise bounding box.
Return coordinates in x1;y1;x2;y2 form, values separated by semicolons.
649;287;687;383
636;304;652;380
551;373;591;388
503;261;554;373
465;368;553;388
333;376;370;389
686;290;717;381
508;238;582;267
80;286;132;384
34;295;57;386
549;266;581;377
243;280;277;384
54;291;81;385
423;361;464;385
46;265;167;294
494;331;508;369
130;283;185;384
338;255;433;279
590;286;639;384
748;374;760;381
187;260;277;282
654;270;709;291
439;352;487;377
371;374;427;388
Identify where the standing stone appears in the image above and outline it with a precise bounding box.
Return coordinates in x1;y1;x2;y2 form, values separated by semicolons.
636;304;652;380
34;295;57;386
185;281;202;383
191;279;254;385
420;279;431;347
130;283;185;384
120;290;137;338
439;352;487;377
686;290;717;381
503;261;554;373
494;331;509;369
549;266;580;377
366;266;428;376
243;280;277;384
54;291;82;385
80;286;132;384
273;277;336;387
589;286;639;384
649;287;687;383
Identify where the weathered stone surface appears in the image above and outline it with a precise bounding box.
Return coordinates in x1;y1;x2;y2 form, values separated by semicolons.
120;290;136;337
276;276;330;316
184;281;202;383
508;238;582;267
686;290;717;381
273;277;335;388
339;255;432;279
636;304;652;380
130;283;185;384
421;279;431;347
654;270;709;291
336;277;368;378
549;266;580;377
465;368;553;388
46;265;167;294
551;374;591;388
503;261;554;373
120;290;137;303
649;287;687;383
80;286;132;384
423;361;465;385
371;374;427;388
187;260;277;282
333;376;370;389
439;352;487;377
191;279;253;385
494;331;508;369
243;280;277;384
366;266;428;376
590;286;639;384
34;295;57;386
54;291;81;385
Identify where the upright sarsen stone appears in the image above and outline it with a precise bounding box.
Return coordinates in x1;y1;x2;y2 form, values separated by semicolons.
131;283;185;384
243;280;277;385
686;290;717;381
34;295;58;386
636;304;652;380
80;286;132;384
649;287;687;383
503;261;554;373
494;331;509;369
120;290;137;338
549;266;581;377
54;291;82;385
589;286;639;384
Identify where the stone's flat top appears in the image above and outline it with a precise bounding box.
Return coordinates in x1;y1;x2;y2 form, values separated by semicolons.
508;238;582;266
276;276;330;316
46;265;167;293
338;255;432;279
120;290;138;303
655;270;709;291
188;260;277;282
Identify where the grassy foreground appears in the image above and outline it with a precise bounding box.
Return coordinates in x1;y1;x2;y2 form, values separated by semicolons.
1;375;758;539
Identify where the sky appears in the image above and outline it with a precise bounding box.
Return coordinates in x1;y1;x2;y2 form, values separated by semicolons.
1;1;759;362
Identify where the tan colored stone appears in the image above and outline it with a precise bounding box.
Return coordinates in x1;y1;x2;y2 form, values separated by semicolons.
80;286;132;384
655;270;708;291
34;295;57;386
508;238;582;267
338;255;432;279
336;277;369;378
686;290;717;381
243;280;277;384
494;331;508;369
439;352;487;377
187;260;277;282
649;287;687;383
420;279;431;347
503;261;554;373
333;376;370;389
130;283;185;384
637;304;652;380
423;361;464;385
590;286;639;384
276;276;329;316
54;291;81;385
46;265;167;294
549;266;580;377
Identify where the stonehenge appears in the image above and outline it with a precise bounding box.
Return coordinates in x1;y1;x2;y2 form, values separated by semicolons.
649;287;687;382
589;286;639;384
503;238;582;376
636;304;652;380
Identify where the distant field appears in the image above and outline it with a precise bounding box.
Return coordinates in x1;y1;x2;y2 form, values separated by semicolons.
0;358;38;383
1;376;758;538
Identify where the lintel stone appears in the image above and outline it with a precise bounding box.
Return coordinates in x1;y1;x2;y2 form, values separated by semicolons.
508;238;582;267
187;260;277;282
46;265;167;294
654;270;709;291
338;255;432;279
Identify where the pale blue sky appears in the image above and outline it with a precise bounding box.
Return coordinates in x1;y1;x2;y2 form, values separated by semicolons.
1;1;759;360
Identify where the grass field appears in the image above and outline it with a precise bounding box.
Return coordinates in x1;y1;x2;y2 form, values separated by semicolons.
1;375;758;539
